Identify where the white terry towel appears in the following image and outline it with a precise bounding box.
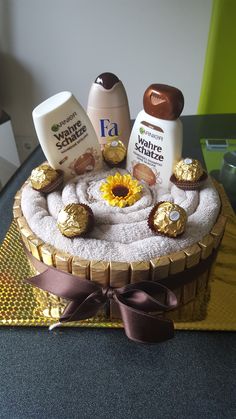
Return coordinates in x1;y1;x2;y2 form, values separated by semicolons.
21;168;220;262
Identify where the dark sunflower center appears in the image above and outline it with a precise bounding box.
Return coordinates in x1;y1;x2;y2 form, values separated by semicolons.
112;185;129;197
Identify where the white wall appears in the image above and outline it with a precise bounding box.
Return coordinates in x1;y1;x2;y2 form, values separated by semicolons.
0;0;212;161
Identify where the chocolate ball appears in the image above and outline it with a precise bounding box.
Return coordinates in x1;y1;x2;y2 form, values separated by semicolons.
174;158;204;182
57;203;94;238
133;163;156;186
148;201;187;237
102;139;127;166
30;164;63;192
74;153;95;175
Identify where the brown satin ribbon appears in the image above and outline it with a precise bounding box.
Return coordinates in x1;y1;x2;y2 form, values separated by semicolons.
25;248;217;344
25;261;178;344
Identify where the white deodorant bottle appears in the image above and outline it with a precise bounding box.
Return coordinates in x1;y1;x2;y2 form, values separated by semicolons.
87;72;131;149
126;84;184;189
32;91;102;179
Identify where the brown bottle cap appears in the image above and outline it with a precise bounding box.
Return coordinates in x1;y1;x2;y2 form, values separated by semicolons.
143;84;184;120
95;72;120;90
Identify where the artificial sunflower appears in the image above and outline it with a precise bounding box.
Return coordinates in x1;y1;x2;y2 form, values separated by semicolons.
100;172;143;208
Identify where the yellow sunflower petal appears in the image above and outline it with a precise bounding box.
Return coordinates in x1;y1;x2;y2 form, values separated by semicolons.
100;172;143;207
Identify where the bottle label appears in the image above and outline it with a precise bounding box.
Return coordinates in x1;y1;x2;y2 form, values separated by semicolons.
50;111;101;176
51;111;88;153
129;120;165;186
100;118;119;137
99;118;119;145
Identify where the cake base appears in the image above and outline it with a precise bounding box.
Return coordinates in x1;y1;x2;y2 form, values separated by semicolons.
13;179;228;323
1;216;236;330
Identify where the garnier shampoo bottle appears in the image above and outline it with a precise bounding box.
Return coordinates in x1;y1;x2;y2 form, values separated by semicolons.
126;84;184;189
32;91;102;179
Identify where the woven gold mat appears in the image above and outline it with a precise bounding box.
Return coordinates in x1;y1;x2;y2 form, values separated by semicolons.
0;217;235;331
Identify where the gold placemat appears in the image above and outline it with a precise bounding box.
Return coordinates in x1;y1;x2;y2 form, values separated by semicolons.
0;217;235;331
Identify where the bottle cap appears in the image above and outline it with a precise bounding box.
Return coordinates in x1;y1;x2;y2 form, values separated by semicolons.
95;73;120;90
143;84;184;120
87;72;129;108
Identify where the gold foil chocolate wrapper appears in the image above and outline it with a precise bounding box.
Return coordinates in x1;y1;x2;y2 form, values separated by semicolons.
102;139;127;166
148;201;187;237
57;203;94;238
174;158;204;182
30;164;62;192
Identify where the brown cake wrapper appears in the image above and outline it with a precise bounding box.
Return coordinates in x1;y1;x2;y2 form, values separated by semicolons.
170;171;208;191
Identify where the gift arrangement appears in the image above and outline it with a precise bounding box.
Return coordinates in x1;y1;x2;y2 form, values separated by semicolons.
4;73;233;343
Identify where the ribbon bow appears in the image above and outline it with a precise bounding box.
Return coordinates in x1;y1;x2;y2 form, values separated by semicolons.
26;267;178;344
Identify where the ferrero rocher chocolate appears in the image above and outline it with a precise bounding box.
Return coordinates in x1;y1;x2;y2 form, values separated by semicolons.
30;164;63;192
148;201;187;237
57;203;94;238
174;158;204;182
102;139;127;166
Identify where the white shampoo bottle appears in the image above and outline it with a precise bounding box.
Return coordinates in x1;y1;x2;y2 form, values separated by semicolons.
87;72;131;149
126;84;184;189
32;91;102;179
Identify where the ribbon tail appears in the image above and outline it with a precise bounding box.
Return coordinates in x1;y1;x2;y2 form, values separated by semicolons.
49;322;62;331
25;268;100;301
116;297;175;344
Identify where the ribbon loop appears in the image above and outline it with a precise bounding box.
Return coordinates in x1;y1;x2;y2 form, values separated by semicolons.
119;303;175;344
117;282;177;313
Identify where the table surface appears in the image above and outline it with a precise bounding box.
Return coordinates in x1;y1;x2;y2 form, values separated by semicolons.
0;115;236;419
